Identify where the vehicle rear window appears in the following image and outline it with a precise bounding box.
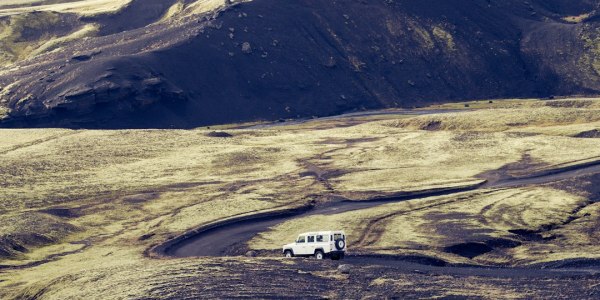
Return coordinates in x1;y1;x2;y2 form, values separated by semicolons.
334;233;344;241
307;236;315;243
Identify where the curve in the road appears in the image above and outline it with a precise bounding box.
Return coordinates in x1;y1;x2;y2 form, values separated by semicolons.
154;160;600;276
160;184;484;257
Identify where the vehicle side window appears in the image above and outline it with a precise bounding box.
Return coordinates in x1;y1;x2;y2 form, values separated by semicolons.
297;236;305;243
307;236;315;243
316;235;325;242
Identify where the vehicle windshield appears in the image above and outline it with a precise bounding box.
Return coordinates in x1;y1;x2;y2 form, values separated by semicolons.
296;236;306;243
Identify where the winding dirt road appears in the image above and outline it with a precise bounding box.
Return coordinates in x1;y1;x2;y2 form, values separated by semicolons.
153;104;600;277
156;159;600;278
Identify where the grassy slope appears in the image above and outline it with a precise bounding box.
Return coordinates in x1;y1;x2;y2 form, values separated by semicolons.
0;0;132;16
1;99;600;298
0;0;228;66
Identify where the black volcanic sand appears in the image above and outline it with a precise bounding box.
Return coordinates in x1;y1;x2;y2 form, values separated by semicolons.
0;0;599;128
136;258;600;299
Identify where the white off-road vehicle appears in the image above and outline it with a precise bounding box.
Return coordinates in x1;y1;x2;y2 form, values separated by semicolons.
282;230;346;260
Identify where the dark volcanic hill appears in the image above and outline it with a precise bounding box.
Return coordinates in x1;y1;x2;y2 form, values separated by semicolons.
0;0;599;128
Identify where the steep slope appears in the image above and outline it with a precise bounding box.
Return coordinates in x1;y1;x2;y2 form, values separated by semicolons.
0;0;599;128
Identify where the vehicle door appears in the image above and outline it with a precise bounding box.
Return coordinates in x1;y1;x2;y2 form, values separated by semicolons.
295;235;307;255
316;234;328;252
306;235;316;255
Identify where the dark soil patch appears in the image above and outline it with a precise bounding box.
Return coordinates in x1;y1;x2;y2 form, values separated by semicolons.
355;254;448;267
122;192;161;204
298;171;318;178
40;207;80;218
444;242;494;259
206;131;234;138
0;233;58;258
317;137;381;145
536;258;600;269
0;238;27;254
478;153;549;184
248;250;449;267
545;100;595;108
139;233;156;241
549;173;600;201
509;229;548;241
422;120;443;131
574;129;600;138
504;132;540;138
442;238;522;259
484;238;522;248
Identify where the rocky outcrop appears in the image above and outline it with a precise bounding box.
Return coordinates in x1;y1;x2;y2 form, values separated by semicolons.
0;0;599;128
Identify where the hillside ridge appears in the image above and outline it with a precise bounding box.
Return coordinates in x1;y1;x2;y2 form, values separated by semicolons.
0;0;598;128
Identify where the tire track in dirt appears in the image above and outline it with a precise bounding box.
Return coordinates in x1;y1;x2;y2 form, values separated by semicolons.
0;131;80;156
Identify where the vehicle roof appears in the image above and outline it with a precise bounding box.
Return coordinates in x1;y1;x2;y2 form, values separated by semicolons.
298;231;345;236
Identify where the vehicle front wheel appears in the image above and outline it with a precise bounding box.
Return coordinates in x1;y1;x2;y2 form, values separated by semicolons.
315;250;324;260
284;250;293;258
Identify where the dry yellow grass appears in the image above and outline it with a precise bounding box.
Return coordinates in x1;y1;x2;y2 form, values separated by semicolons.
507;120;600;137
0;0;132;17
0;0;234;66
157;0;239;23
0;11;99;65
30;23;100;57
508;200;600;265
184;0;233;17
322;126;600;197
158;1;186;23
0;129;72;152
390;107;600;132
1;102;600;298
370;275;531;299
420;97;600;110
563;13;592;23
0;106;8;119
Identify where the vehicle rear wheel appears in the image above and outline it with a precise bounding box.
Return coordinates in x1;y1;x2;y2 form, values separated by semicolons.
284;250;293;258
335;239;345;250
315;250;324;260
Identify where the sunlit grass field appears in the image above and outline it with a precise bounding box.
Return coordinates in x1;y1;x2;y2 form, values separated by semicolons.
0;0;132;16
1;98;600;298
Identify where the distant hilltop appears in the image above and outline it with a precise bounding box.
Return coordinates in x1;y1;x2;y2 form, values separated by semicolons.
0;0;599;129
